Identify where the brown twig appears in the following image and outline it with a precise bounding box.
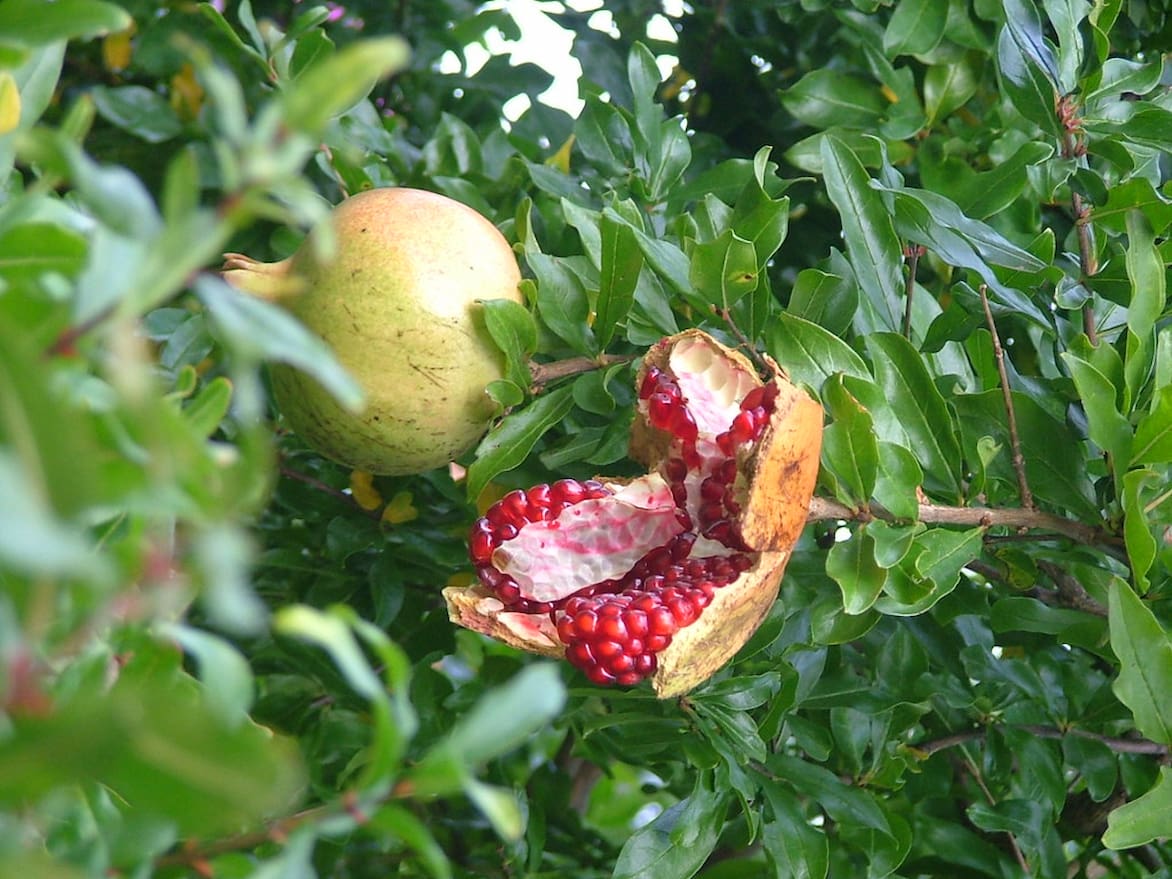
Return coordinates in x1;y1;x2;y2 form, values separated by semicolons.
806;495;1121;557
278;464;381;520
977;284;1034;511
915;724;1167;758
528;353;635;388
154;802;332;867
43;305;117;358
1057;94;1098;345
901;244;924;339
1035;559;1108;617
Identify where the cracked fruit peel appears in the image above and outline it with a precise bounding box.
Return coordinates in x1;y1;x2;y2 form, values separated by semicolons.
445;329;823;698
222;187;523;475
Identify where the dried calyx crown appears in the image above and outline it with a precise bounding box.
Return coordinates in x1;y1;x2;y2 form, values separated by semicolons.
445;329;823;698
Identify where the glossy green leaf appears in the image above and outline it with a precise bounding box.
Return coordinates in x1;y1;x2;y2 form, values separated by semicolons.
769;754;892;834
613;773;728;879
1124;210;1163;406
90;85;182;143
1133;384;1172;465
788;267;858;336
1061;350;1132;489
482;297;538;392
1122;468;1159;591
867;333;961;496
820;136;903;333
822;375;879;505
883;0;948;56
995;28;1062;138
1109;582;1172;744
768;312;871;395
595;213;643;349
828;529;886;615
0;0;130;45
783;70;887;129
923;55;979;125
1104;765;1172;849
278;36;409;136
873;441;923;521
954;142;1054;220
688;228;758;309
761;782;829;879
465;383;574;501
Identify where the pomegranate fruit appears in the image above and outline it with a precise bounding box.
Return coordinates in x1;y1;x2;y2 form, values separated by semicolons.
445;330;822;698
222;187;523;475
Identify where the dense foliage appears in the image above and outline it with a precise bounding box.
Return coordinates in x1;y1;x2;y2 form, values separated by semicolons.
2;0;1172;876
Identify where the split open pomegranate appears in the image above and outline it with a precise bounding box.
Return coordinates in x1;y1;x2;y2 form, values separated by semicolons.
444;329;822;698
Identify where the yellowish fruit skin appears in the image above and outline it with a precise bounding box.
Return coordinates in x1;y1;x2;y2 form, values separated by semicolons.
256;188;522;475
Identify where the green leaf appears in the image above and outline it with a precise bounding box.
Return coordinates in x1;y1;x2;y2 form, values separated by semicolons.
883;0;948;56
821;375;879;505
182;376;233;439
1124;210;1163;406
368;804;452;879
0;0;131;45
466;384;574;502
595;214;642;349
767;312;871;395
1104;765;1172;850
1109;582;1172;744
1123;468;1160;591
278;36;410;136
463;779;525;841
613;773;729;879
196;275;364;412
761;782;829;879
157;623;254;727
275;604;387;702
1061;350;1132;490
923;55;980;124
866;333;961;497
995;28;1062;138
954;142;1054;219
873;442;923;521
877;527;984;615
820;136;903;332
482;298;538;392
788;267;858;336
827;529;886;615
0;221;87;293
90;85;183;143
688;228;759;309
769;754;892;835
782;70;887;129
1133;384;1172;465
0;649;304;836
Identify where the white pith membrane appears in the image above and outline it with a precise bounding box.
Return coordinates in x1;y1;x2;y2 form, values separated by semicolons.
484;335;764;616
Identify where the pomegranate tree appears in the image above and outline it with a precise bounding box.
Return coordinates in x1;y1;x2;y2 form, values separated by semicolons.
446;330;822;697
222;187;523;476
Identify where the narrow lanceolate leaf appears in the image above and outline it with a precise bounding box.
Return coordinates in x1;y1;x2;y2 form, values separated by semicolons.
821;376;879;505
595;214;643;349
466;384;575;502
827;529;886;615
761;782;829;879
1122;469;1159;591
866;333;962;497
767;313;871;396
1132;384;1172;465
688;228;759;309
1124;210;1163;407
1062;352;1132;491
883;0;948;57
1104;766;1172;850
820;136;903;333
996;28;1062;138
613;774;729;879
481;298;538;391
1109;582;1172;745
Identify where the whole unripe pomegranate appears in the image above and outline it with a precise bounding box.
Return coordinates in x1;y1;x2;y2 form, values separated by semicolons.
222;187;523;475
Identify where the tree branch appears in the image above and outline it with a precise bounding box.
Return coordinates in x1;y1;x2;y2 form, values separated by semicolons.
915;724;1167;758
529;353;634;389
978;283;1034;511
806;496;1120;556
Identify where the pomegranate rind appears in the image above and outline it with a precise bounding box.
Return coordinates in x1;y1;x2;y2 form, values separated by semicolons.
442;585;564;657
651;550;789;698
738;378;824;552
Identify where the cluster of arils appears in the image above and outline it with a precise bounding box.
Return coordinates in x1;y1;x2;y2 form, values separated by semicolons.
445;330;823;698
